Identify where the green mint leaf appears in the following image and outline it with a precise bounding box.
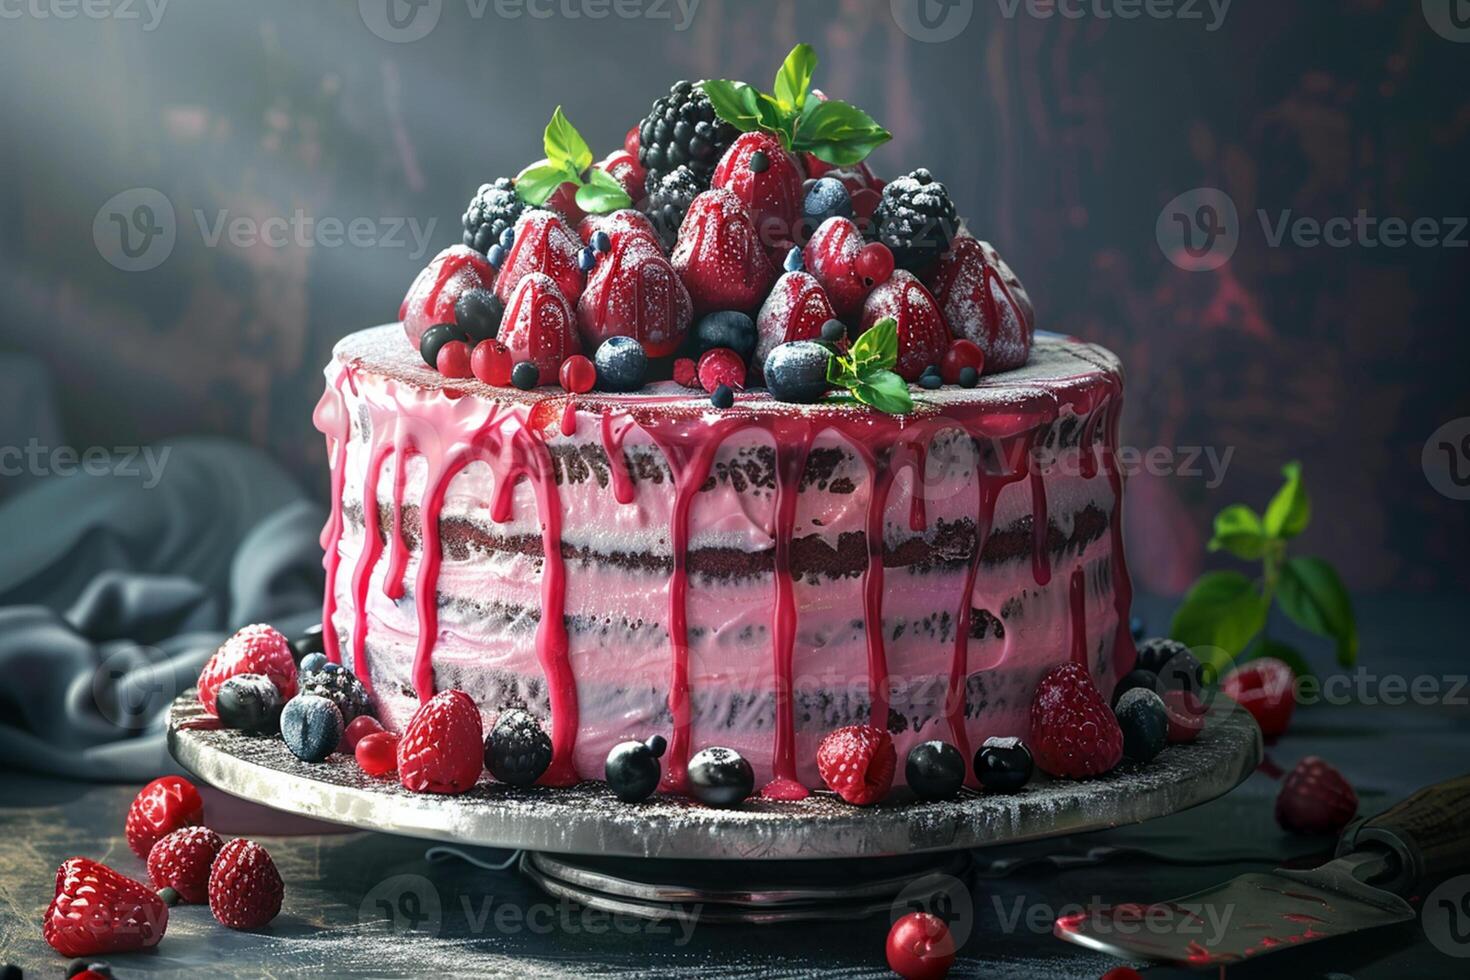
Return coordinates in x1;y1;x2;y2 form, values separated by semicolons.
515;164;572;207
793;98;892;166
850;317;898;374
544;106;593;175
774;43;816;114
1277;557;1357;666
575;168;633;214
851;370;913;415
757;92;796;148
1169;570;1269;658
1263;460;1310;539
826;352;860;388
700;80;765;132
1241;636;1315;679
1208;504;1267;560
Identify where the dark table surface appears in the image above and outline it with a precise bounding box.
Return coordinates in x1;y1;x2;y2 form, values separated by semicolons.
3;595;1468;979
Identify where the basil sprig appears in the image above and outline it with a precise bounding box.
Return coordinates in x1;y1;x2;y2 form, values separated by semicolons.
515;107;632;215
826;317;913;415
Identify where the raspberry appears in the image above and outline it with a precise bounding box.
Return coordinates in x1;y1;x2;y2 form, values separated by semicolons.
697;347;746;393
1029;663;1124;778
147;826;224;904
1276;756;1358;835
672;357;699;388
816;725;896;806
124;776;204;859
44;858;168;957
197;624;298;716
397;690;484;795
1223;657;1296;738
208;839;284;929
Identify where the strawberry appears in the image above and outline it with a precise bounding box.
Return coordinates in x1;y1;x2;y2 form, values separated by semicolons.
197;624;298;716
577;209;661;251
926;234;1035;374
670;189;776;316
517;158;585;226
859;270;952;381
816;725;896;806
498;272;581;386
1029;662;1124;778
595;148;647;206
754;271;839;378
1276;756;1358;835
44;858;168;957
208;838;284;929
802;216;871;322
397;689;484;794
493;209;587;307
398;245;496;351
147;826;224;904
125;775;204;859
712;131;805;264
1223;657;1297;738
697;348;746;392
576;231;692;357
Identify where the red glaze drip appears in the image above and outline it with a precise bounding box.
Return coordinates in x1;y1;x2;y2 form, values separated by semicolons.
908;440;929;533
764;421;814;801
347;439;394;687
1069;566;1088;668
561;399;577;436
1029;463;1051;587
383;445;412;600
862;456;897;735
600;409;636;506
313;371;351;666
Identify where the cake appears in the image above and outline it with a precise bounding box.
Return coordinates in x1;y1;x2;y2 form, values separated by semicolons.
311;45;1137;800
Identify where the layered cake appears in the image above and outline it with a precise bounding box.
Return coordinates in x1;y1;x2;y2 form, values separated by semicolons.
312;45;1136;799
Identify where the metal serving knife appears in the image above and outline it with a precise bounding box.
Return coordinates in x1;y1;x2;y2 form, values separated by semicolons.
1053;774;1470;967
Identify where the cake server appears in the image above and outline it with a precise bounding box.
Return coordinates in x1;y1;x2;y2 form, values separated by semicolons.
1053;773;1470;967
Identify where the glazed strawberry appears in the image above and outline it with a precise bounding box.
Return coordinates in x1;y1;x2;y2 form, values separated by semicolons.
670;189;777;315
595;148;647;205
494;209;587;307
859;271;952;382
1276;756;1358;835
577;209;661;250
803;216;871;322
498;272;581;386
208;838;284;929
926;234;1035;374
1223;657;1297;738
1029;662;1124;778
576;232;692;357
45;858;167;957
197;623;298;716
517;157;585;226
754;271;839;377
712;131;805;263
125;775;204;859
816;725;896;806
399;245;496;350
697;348;746;392
398;689;484;794
147;826;224;904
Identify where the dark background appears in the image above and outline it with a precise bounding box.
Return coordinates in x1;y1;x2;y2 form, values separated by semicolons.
1;0;1466;602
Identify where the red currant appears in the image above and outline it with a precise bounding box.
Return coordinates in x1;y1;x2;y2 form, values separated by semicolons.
436;340;472;379
342;714;384;752
886;912;955;980
854;241;895;288
471;339;514;386
559;354;597;394
697;347;746;392
940;339;986;385
1101;969;1144;980
355;731;400;778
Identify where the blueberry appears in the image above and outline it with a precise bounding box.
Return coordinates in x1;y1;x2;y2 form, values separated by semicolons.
455;287;504;343
511;361;539;390
1115;688;1168;762
498;226;516;250
594;336;648;392
484;709;552;787
1136;637;1190;676
687;746;754;807
693;311;757;360
749;150;769;173
905;740;966;801
299;652;329;674
958;366;979;388
922;363;941;378
578;246;597;273
820;319;847;344
216;674;283;735
420;323;469;369
487;243;506;269
1111;668;1159;707
592;230;611;253
710;383;734;409
763;341;831;404
1130;615;1147;642
783;246;804;273
920;373;942;390
281;694;344;763
802;177;854;237
974;736;1033;792
605;735;667;803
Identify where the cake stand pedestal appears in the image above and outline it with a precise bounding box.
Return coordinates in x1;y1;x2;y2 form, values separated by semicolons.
168;693;1261;923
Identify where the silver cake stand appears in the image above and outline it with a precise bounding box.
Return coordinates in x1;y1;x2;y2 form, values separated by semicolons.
168;692;1261;923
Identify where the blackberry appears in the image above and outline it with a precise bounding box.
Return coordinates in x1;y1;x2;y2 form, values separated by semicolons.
637;80;738;191
462;178;530;255
871;168;961;271
299;662;371;723
484;709;552;786
642;165;702;249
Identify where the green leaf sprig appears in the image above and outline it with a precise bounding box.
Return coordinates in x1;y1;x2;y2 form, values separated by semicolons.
826;318;913;415
515;107;633;215
700;44;892;167
1170;462;1358;679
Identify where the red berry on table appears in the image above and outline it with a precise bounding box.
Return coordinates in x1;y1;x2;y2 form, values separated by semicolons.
124;775;204;859
559;354;597;394
672;357;699;388
356;731;401;778
859;271;952;383
44;858;168;957
671;188;777;316
471;339;515;387
816;725;896;806
697;347;746;393
940;339;986;385
197;623;298;716
576;231;692;357
398;689;484;794
147;826;224;904
493;209;587;307
886;911;956;980
855;241;895;287
435;339;472;379
1029;662;1125;778
498;272;581;386
1222;657;1297;738
925;234;1036;374
753;270;840;378
1276;756;1358;835
208;839;284;930
399;245;497;351
342;713;385;751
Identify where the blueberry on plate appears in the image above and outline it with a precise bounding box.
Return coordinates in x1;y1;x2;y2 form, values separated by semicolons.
1111;668;1159;707
1115;687;1168;762
605;735;667;803
511;360;540;391
905;740;966;801
974;736;1033;792
216;674;283;735
281;694;344;763
455;287;504;344
594;336;648;392
485;709;552;787
687;746;754;807
763;341;831;404
692;311;757;360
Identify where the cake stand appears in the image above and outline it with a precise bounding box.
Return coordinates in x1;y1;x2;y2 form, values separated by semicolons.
168;692;1261;923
